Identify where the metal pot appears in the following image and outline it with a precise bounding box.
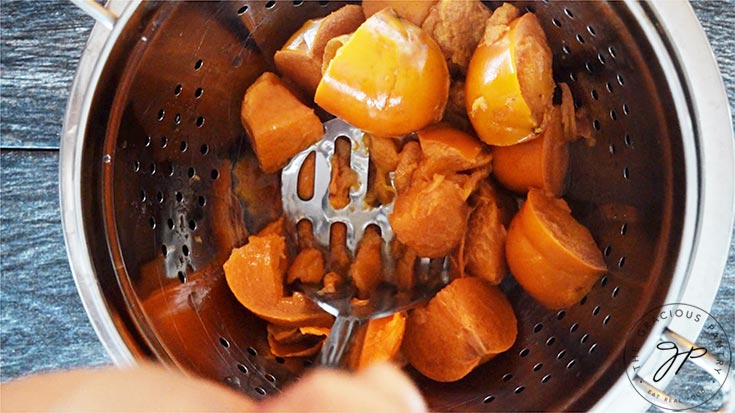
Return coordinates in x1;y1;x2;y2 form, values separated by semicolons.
61;1;734;411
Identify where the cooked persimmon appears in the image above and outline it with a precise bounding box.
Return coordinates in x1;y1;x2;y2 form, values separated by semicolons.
403;277;517;382
287;248;325;285
366;135;400;172
241;72;324;173
298;152;316;201
329;137;358;209
393;141;422;195
275;5;364;95
315;8;449;137
443;79;471;132
416;124;491;178
267;324;329;357
462;182;508;285
348;313;407;370
466;7;555;146
506;189;606;309
394;243;418;291
223;234;332;327
321;271;344;294
492;105;568;196
350;226;384;299
421;0;491;74
328;222;352;275
390;174;469;258
361;1;437;26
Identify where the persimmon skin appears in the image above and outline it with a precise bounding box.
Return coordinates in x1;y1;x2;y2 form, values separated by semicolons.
492;106;569;197
315;8;450;137
506;189;606;309
403;277;517;382
465;12;554;146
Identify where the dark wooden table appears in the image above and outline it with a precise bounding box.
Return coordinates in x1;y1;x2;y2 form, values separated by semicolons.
1;0;733;407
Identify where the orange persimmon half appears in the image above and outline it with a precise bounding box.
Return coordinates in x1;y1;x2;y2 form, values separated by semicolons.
224;234;332;327
465;11;554;146
402;277;517;382
506;189;606;309
315;7;450;137
492;105;568;197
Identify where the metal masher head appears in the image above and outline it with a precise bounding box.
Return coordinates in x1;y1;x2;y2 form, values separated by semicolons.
281;118;394;255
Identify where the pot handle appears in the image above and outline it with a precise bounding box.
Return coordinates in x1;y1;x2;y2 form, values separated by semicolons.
69;0;118;30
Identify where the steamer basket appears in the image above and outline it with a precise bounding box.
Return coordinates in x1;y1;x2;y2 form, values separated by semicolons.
61;1;734;411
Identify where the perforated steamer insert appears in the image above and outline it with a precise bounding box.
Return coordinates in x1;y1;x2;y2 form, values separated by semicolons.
61;1;734;411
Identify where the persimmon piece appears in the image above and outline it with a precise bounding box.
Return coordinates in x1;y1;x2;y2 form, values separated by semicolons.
361;1;437;26
329;137;358;209
224;234;332;327
403;277;517;382
287;248;325;285
463;182;508;285
390;174;469;258
233;152;282;234
506;189;606;309
366;135;400;172
349;313;407;369
328;222;352;275
297;220;315;250
267;324;328;357
443;79;471;132
421;0;491;74
393;141;422;195
312;5;365;60
298;151;316;200
315;8;449;137
416;124;491;178
492;105;568;196
241;72;324;173
466;9;554;146
350;226;383;299
321;271;344;294
395;244;417;291
274;5;364;95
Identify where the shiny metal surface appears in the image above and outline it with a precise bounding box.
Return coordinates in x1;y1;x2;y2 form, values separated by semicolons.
60;0;734;411
281;118;394;254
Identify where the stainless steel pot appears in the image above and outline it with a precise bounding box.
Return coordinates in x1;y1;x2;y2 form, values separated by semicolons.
61;1;734;411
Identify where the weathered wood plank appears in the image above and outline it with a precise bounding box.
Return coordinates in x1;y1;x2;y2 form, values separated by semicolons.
691;1;735;127
0;150;110;381
0;0;93;149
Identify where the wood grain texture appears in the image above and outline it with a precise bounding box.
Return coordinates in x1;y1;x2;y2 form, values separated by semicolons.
0;151;110;381
0;1;732;408
0;0;92;148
